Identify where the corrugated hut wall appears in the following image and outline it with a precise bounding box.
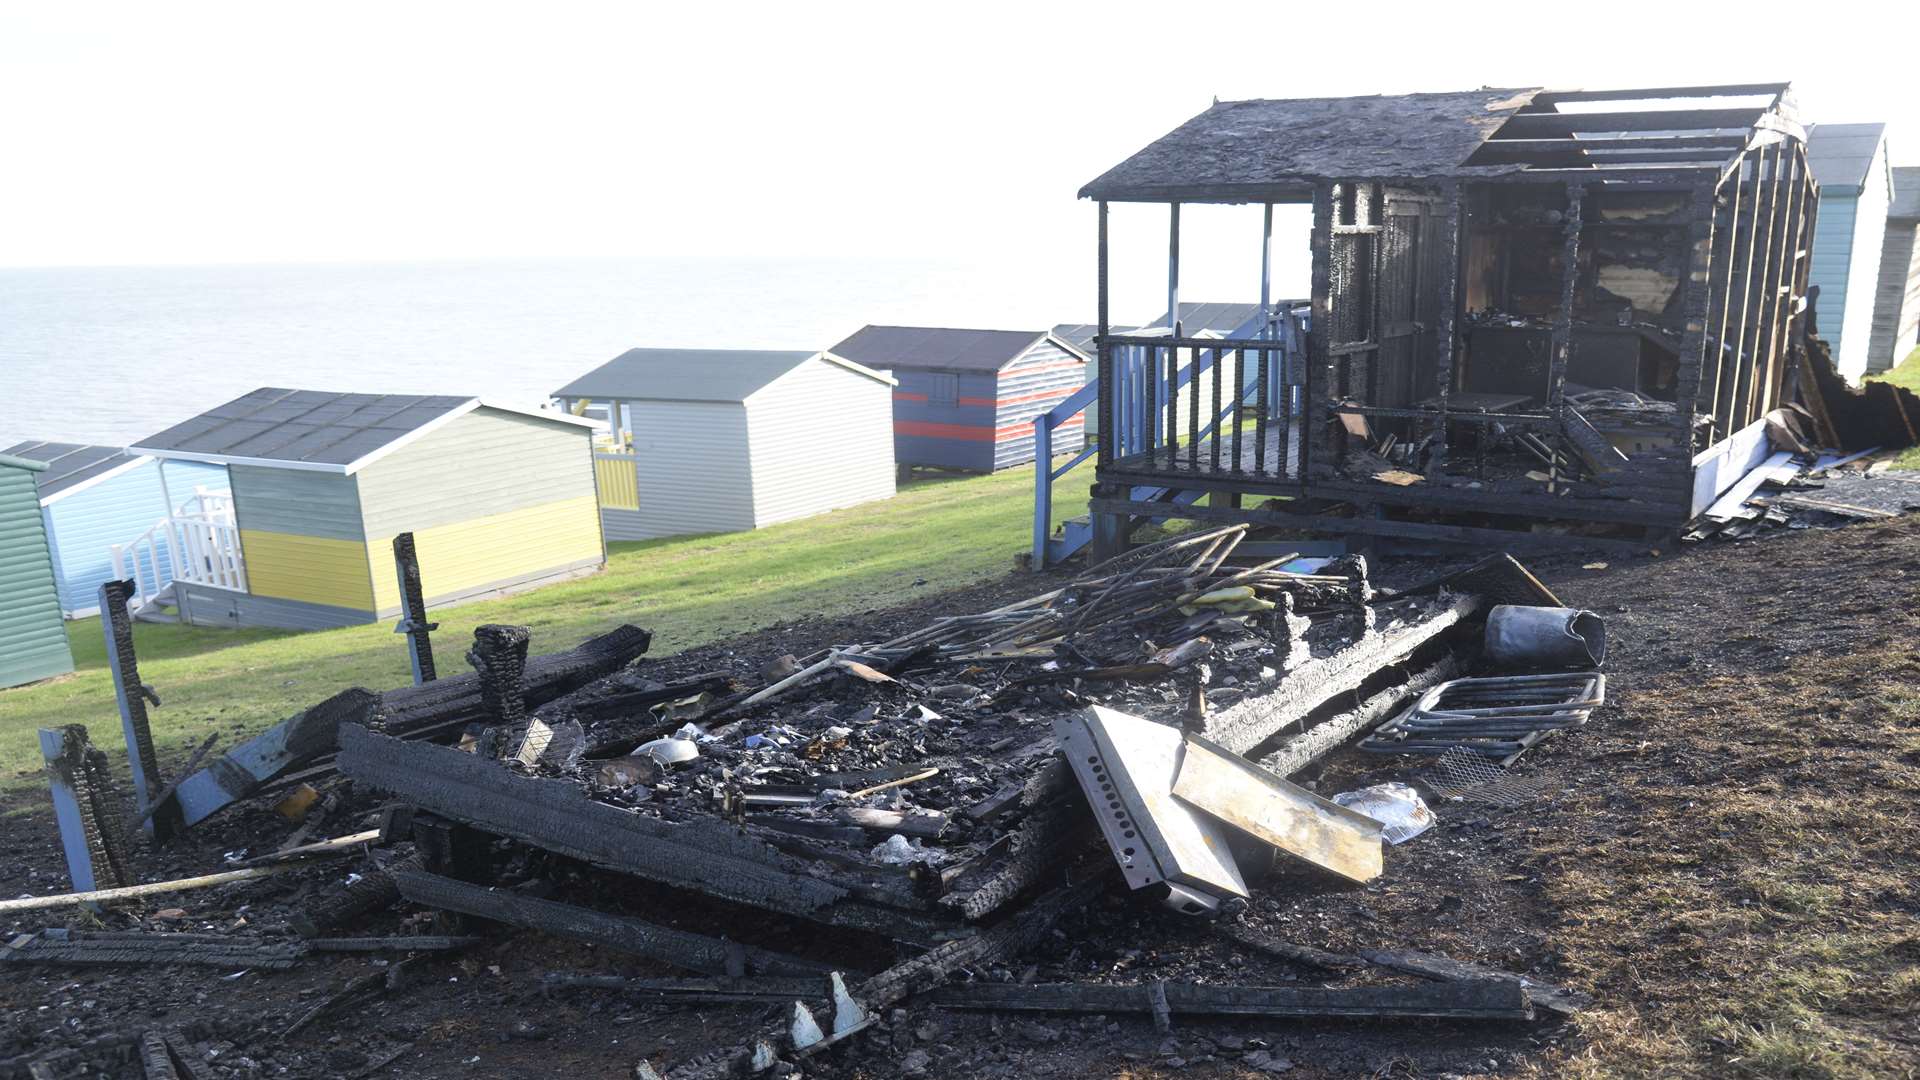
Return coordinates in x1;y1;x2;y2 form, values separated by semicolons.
0;457;76;688
992;339;1087;472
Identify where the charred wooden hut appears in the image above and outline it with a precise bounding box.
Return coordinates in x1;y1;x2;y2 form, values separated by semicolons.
1076;83;1822;553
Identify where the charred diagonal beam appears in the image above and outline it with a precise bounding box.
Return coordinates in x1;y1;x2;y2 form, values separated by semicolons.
338;726;952;943
668;870;1109;1079
1197;594;1483;755
391;868;835;978
1256;655;1461;778
166;625;650;827
928;978;1533;1021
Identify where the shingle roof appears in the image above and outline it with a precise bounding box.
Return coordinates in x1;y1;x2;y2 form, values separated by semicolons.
1807;123;1887;196
0;441;141;500
1081;89;1542;200
829;327;1069;373
555;349;843;403
1891;166;1920;222
129;389;592;473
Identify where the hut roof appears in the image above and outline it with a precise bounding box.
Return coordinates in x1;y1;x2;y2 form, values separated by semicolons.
1082;83;1797;202
130;388;596;475
555;348;895;404
1806;123;1887;196
829;327;1083;374
0;441;143;503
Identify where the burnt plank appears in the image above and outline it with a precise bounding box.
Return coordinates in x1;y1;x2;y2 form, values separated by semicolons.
392;868;836;977
930;979;1533;1020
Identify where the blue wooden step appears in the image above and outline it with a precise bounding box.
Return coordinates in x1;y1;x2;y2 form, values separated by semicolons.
1045;484;1204;564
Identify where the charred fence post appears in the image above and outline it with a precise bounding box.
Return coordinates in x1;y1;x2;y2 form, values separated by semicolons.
99;579;178;840
390;532;439;685
40;725;132;893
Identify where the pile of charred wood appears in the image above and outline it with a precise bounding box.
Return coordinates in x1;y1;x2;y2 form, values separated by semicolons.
15;527;1598;1078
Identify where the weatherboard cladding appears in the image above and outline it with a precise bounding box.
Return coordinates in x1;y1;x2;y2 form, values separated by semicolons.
745;357;895;527
992;340;1087;472
0;459;75;688
355;408;598;539
172;581;374;631
40;458;229;616
1867;219;1920;374
230;465;365;540
620;400;757;539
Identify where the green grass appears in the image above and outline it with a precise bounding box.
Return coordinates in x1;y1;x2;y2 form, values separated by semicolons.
0;467;1085;797
1866;344;1920;469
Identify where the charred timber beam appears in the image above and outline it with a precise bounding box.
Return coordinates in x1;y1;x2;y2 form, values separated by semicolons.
1546;182;1585;411
1526;83;1789;105
1472;134;1747;155
0;929;305;970
1431;181;1461;470
1306;182;1335;480
1737;144;1787;430
1196;594;1481;755
928;979;1532;1021
337;726;952;942
289;856;415;938
541;973;827;1003
1256;654;1461;776
1671;181;1718;451
167;625;650;827
99;579;177;840
390;532;438;684
667;870;1110;1079
39;725;132;893
391;868;835;978
1495;108;1777;137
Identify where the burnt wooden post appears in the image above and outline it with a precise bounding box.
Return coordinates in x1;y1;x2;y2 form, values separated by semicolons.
1429;181;1462;471
40;725;132;892
1545;181;1586;411
1760;148;1809;415
391;532;439;685
1733;144;1785;430
1751;145;1789;422
1720;147;1769;431
1781;147;1819;406
1671;180;1719;452
467;624;532;731
99;579;177;840
1707;154;1750;439
1306;182;1336;479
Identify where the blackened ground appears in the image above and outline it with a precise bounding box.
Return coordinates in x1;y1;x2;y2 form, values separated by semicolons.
2;525;1914;1079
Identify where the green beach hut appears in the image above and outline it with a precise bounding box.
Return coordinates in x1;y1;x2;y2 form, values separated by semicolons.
0;452;77;688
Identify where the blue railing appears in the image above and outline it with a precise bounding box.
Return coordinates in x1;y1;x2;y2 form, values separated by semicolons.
1031;307;1310;568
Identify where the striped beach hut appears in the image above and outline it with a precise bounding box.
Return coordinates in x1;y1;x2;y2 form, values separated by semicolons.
127;388;604;630
0;453;76;688
1;441;229;618
828;326;1089;473
554;348;898;540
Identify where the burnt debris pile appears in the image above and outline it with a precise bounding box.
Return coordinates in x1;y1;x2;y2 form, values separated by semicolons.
11;527;1614;1078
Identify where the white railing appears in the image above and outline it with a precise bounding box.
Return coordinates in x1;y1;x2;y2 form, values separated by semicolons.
109;487;247;609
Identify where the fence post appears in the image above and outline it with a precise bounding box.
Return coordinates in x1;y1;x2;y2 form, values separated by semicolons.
1031;417;1053;570
99;580;178;840
391;532;439;684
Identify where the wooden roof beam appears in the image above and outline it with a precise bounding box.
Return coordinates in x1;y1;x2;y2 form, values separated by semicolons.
1495;108;1771;138
1527;83;1790;107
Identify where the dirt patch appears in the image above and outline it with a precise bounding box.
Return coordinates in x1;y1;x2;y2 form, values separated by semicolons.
2;528;1916;1078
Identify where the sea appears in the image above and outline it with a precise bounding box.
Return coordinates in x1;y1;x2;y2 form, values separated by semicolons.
0;256;1098;447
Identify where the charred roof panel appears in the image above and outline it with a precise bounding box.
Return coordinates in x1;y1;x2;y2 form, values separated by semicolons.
1080;89;1542;201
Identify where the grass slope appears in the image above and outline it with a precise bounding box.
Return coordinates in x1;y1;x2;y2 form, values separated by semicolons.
0;468;1082;796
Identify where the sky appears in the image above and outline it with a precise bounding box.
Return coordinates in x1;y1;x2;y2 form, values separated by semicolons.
1;0;1914;303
